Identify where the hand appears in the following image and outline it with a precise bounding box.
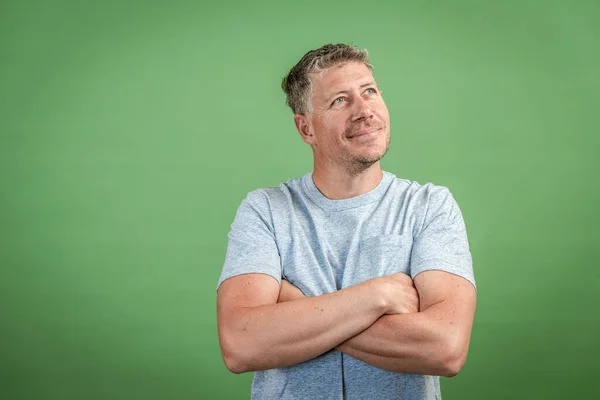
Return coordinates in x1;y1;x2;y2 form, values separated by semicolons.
278;279;306;303
377;273;419;315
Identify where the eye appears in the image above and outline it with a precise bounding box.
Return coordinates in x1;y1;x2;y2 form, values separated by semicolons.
332;96;346;105
365;87;377;95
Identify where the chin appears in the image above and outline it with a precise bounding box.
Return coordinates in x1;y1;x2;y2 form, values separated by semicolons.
356;144;389;164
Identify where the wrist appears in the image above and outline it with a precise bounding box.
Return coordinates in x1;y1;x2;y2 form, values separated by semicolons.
363;277;390;315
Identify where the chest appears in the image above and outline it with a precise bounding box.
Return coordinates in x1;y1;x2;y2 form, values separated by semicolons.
276;207;413;296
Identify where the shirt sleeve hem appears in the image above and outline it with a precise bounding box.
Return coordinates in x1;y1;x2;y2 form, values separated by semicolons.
216;265;282;292
411;263;476;291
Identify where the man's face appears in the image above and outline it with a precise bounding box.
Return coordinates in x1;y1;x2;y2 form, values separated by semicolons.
298;62;391;172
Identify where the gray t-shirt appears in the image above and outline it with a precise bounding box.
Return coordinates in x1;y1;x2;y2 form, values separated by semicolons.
218;171;475;400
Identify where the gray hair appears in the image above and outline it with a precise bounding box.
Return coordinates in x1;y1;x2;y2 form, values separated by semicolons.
281;43;373;115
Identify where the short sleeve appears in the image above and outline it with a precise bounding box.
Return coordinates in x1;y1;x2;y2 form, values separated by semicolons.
217;190;282;290
410;186;476;289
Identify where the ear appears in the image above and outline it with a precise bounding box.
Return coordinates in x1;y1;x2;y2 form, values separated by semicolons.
294;114;316;145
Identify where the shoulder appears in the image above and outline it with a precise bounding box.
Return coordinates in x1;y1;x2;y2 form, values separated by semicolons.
383;171;454;205
239;174;307;212
382;172;465;231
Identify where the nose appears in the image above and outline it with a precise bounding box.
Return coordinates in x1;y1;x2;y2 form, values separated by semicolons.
352;96;373;122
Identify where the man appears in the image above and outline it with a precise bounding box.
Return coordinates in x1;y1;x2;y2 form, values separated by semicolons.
216;43;476;399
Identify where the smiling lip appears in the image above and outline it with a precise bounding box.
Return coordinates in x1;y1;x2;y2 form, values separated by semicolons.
347;127;382;138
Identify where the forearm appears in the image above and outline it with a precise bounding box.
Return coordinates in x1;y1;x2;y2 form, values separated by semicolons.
220;280;387;373
337;301;469;377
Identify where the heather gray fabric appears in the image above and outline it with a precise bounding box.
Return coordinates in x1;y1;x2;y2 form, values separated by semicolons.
218;171;475;400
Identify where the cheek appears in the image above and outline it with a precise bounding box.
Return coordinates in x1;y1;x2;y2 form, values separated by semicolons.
316;118;345;144
319;113;339;131
378;103;390;122
382;108;390;120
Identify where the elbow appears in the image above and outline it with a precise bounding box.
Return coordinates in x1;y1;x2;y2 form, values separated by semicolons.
439;337;469;378
222;350;249;374
219;331;252;374
439;355;465;378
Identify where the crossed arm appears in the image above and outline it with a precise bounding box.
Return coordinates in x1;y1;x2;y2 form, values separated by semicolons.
217;270;476;376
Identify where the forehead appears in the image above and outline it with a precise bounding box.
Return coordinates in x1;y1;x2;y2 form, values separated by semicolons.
310;62;374;99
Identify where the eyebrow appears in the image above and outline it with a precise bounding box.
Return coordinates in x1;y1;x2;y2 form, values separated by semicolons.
325;81;377;102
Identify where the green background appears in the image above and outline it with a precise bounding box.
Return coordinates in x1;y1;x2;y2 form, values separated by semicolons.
1;0;598;398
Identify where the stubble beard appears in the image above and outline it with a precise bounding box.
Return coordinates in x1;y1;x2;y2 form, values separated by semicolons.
340;129;391;176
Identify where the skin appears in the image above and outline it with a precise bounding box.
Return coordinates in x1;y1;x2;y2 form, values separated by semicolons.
293;62;390;199
217;61;476;377
217;272;419;373
279;272;476;376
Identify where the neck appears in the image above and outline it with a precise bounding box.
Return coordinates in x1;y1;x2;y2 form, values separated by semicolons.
312;161;383;200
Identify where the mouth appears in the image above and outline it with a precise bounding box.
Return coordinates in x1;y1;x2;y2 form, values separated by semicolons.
347;127;383;139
